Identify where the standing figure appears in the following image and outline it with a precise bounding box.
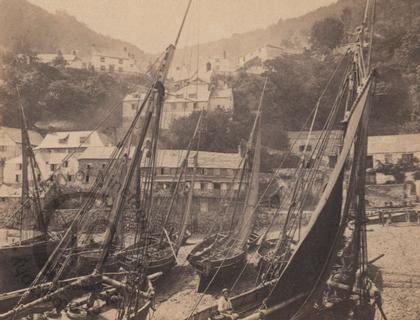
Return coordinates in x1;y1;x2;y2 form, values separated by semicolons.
217;288;239;320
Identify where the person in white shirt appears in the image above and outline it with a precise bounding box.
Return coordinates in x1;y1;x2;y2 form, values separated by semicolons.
217;288;239;320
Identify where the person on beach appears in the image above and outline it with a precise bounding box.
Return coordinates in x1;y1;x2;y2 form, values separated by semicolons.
217;288;239;320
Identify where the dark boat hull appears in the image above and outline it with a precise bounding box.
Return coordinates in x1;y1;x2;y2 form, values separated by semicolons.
187;235;247;292
76;239;176;277
0;239;59;294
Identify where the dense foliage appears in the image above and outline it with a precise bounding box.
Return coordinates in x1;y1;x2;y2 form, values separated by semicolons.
0;50;147;131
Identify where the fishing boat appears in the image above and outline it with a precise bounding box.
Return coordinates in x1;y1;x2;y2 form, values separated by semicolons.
0;100;59;294
0;1;195;318
187;84;264;292
186;0;385;319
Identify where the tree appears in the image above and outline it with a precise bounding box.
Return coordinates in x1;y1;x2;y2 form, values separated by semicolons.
310;18;344;52
167;109;247;153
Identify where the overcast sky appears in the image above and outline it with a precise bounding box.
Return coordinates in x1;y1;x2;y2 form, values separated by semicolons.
28;0;337;53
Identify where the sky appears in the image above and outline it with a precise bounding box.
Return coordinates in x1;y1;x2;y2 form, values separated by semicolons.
28;0;337;53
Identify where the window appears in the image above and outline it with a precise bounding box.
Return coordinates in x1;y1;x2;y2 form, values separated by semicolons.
131;103;137;110
328;156;337;168
15;174;20;182
63;161;68;168
67;174;72;182
193;103;199;110
79;136;89;144
188;93;198;99
100;66;106;71
401;153;413;165
214;168;220;176
100;57;105;62
118;59;123;64
366;156;373;169
85;174;90;183
207;183;214;191
102;163;107;169
50;164;56;171
384;153;393;164
17;164;22;170
87;164;92;169
109;65;115;73
299;145;311;152
170;168;177;175
366;172;376;185
118;67;123;72
213;183;221;190
176;94;183;98
0;146;6;152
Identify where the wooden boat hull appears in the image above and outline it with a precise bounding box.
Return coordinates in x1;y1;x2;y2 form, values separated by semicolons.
187;235;247;292
0;239;59;294
186;279;275;320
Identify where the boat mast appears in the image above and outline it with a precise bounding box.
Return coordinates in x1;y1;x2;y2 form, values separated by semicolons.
236;79;266;248
94;0;193;273
17;88;47;238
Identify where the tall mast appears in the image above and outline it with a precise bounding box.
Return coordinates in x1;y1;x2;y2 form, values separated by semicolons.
94;0;193;273
236;79;266;248
20;105;29;242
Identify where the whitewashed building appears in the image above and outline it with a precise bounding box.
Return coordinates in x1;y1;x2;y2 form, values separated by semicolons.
37;51;87;69
239;44;291;74
367;134;420;187
0;127;43;184
121;80;234;131
32;131;112;184
91;47;140;74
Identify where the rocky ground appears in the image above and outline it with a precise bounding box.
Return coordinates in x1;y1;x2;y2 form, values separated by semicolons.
152;223;420;320
367;222;420;320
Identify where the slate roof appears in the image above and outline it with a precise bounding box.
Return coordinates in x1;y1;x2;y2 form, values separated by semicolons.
36;131;110;149
0;126;43;145
367;134;420;154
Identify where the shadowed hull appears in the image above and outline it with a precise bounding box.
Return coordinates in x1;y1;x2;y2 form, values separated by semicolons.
0;239;59;295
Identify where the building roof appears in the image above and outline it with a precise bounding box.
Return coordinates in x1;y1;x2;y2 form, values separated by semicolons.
36;131;110;149
0;126;43;145
92;47;133;60
287;130;343;141
37;53;78;64
367;134;420;154
79;147;242;169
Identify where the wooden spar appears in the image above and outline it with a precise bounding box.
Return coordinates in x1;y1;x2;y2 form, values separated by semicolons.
236;78;266;248
159;112;204;244
237;116;261;248
20;101;29;242
239;292;308;320
17;89;47;237
176;150;198;254
0;275;101;320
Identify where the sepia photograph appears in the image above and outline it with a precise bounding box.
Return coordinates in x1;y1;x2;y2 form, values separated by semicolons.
0;0;419;319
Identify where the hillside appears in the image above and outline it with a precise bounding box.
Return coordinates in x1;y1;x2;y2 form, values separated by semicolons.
173;0;365;65
0;0;150;69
